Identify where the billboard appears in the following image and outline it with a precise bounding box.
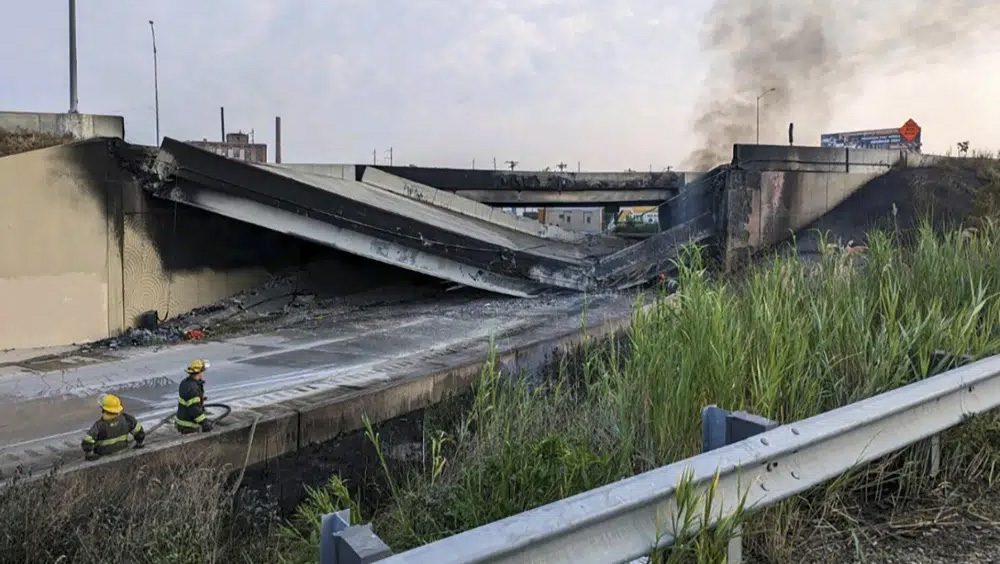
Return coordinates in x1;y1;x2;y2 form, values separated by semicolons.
820;118;922;153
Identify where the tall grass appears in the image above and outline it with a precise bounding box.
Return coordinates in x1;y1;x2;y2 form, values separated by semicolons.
354;218;1000;561
0;451;289;564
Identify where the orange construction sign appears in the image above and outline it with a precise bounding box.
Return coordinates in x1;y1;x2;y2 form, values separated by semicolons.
899;118;921;142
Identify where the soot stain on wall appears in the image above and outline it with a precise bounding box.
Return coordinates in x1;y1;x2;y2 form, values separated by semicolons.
68;138;424;286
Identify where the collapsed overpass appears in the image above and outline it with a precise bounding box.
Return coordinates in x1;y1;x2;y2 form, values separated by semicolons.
146;139;939;299
148;138;716;297
0;133;945;350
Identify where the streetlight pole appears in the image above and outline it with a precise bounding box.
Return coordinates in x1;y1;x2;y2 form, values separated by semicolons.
148;20;160;145
68;0;78;113
756;87;776;144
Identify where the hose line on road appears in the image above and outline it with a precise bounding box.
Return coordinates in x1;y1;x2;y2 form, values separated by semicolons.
143;402;233;435
140;402;260;497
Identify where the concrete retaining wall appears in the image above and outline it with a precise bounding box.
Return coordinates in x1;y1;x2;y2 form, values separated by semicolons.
723;144;945;269
0;111;125;140
0;139;312;349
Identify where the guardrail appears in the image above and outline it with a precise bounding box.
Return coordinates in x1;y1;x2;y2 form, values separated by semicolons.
362;351;996;564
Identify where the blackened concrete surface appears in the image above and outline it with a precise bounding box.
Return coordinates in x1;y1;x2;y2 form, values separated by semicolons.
0;290;639;480
71;138;332;275
792;165;986;258
361;165;686;193
151;139;606;293
453;188;674;206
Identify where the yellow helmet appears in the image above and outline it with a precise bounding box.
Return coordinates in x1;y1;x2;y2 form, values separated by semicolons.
186;358;210;375
99;394;124;414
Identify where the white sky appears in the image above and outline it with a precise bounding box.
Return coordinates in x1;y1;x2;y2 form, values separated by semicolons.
1;1;998;170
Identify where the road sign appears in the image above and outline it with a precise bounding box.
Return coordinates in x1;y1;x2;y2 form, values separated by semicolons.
899;118;921;142
821;121;922;153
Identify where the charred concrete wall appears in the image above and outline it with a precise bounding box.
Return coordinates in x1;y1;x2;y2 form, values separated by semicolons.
721;144;944;270
0;139;346;350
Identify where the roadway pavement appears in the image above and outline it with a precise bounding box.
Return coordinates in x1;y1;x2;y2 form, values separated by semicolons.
0;290;634;477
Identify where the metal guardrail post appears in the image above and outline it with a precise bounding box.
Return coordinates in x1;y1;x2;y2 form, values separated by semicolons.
319;509;394;564
702;405;779;564
927;351;975;478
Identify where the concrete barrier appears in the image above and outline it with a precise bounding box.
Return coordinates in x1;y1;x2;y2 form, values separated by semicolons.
0;111;125;140
732;144;941;173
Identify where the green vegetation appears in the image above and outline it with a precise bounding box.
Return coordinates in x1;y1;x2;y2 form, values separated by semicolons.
288;215;1000;562
7;201;1000;563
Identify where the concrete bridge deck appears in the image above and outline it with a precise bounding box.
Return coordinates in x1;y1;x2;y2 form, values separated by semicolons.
0;290;636;479
151;138;653;298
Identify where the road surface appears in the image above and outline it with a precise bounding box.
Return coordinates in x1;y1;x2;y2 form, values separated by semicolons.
0;290;633;477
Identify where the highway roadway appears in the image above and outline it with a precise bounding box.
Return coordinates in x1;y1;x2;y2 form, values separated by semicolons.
0;291;634;477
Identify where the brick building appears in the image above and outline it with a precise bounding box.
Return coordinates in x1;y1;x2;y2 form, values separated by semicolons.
187;132;267;163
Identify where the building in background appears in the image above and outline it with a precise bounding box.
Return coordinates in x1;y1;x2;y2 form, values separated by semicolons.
617;206;659;224
820;118;922;153
540;206;604;234
187;132;268;163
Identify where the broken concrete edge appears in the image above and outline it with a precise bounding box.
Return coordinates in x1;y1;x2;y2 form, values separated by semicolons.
164;179;551;298
16;300;652;489
152;138;600;290
358;166;586;244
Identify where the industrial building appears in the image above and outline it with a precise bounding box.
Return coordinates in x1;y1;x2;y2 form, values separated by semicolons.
186;131;268;163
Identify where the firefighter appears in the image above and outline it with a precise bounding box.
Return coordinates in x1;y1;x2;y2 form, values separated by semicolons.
81;394;146;461
176;358;214;434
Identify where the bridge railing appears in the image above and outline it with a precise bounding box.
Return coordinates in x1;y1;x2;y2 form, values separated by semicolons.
357;351;1000;564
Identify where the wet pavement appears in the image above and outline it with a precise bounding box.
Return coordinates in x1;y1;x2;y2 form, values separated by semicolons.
0;290;634;476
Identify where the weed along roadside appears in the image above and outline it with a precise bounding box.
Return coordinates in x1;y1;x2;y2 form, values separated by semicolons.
8;220;1000;563
279;220;1000;563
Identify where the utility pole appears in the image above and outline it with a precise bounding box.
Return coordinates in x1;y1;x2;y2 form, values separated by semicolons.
384;147;393;165
472;158;475;169
274;116;282;163
68;0;78;113
557;162;567;172
756;87;776;144
505;160;518;171
373;149;377;165
148;20;160;144
493;157;497;170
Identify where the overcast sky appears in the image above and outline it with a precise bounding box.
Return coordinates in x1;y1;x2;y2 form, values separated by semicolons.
1;1;998;170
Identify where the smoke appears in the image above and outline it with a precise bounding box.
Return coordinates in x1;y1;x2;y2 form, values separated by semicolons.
685;0;1000;170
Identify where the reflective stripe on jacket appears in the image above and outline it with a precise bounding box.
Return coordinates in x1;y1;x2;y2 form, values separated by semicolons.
176;376;208;429
81;412;145;456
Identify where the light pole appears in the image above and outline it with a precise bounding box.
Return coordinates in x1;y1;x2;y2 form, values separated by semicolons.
68;0;78;113
756;87;776;144
148;20;160;145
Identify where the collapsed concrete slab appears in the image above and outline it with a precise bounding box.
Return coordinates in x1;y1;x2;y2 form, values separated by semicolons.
148;138;698;297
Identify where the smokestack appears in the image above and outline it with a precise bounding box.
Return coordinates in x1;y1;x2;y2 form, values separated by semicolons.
275;116;282;163
220;107;225;142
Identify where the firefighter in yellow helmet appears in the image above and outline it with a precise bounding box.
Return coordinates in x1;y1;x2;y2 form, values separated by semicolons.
81;394;146;461
176;359;214;434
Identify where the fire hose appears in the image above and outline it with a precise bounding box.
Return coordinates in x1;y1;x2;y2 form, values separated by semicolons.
132;402;260;494
143;402;233;435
